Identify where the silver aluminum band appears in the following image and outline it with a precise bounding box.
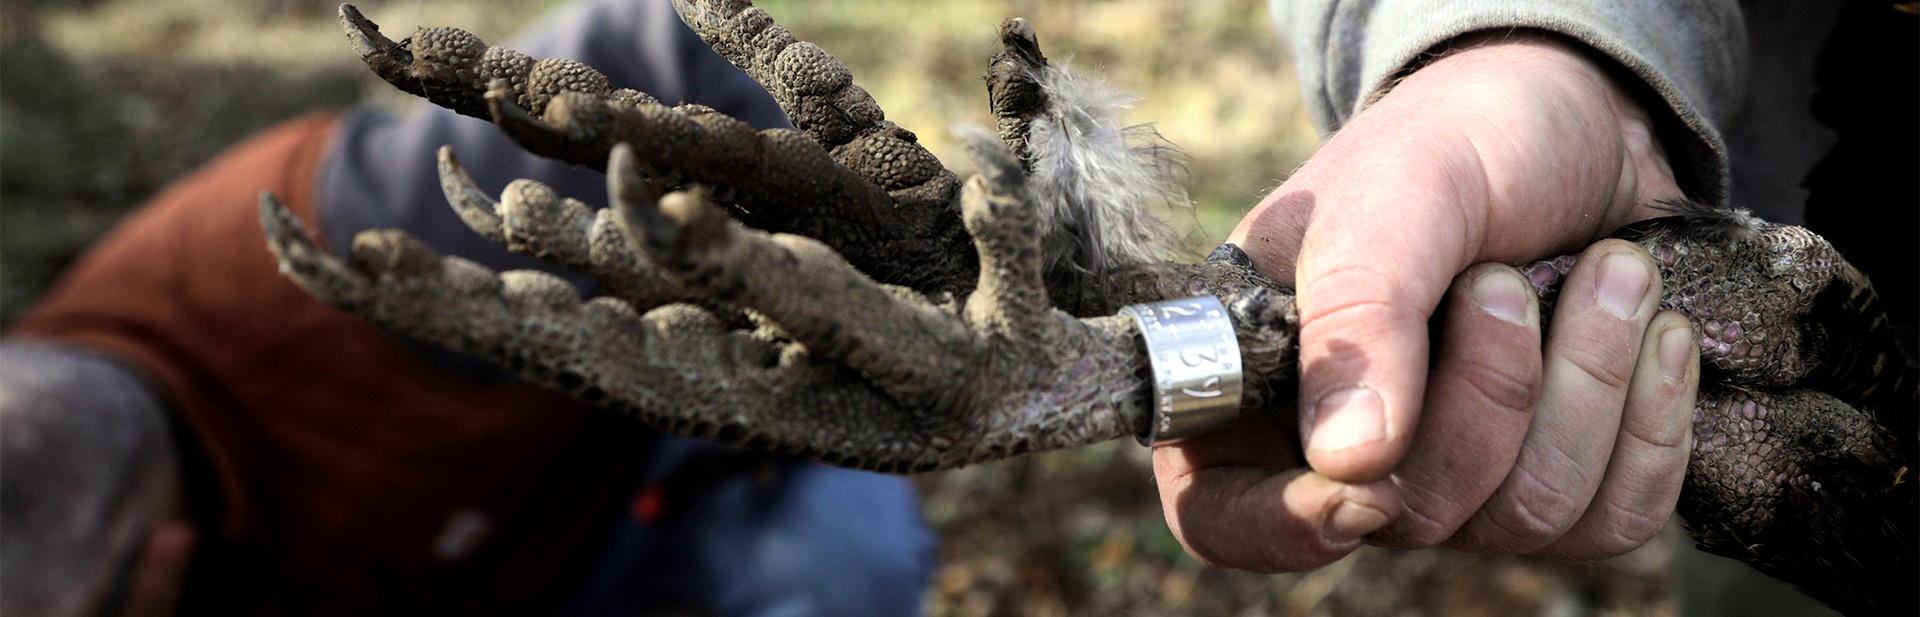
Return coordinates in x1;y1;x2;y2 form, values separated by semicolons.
1125;295;1243;446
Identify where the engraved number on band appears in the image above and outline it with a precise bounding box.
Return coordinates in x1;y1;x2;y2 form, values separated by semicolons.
1180;348;1218;367
1126;296;1244;446
1183;376;1223;398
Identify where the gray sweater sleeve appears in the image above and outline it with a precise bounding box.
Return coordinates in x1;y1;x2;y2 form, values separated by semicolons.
1270;0;1747;206
1;342;178;615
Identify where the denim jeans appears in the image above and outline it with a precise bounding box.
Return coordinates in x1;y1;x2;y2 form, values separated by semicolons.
554;436;937;617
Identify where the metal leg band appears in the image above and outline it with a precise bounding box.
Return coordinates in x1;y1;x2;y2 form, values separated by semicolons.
1124;295;1243;446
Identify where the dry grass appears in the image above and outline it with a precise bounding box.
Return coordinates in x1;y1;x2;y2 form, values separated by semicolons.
1;1;1676;615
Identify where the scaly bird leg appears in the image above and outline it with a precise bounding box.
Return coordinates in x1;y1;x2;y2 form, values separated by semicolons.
328;3;1912;611
260;131;1300;473
1679;385;1911;616
340;3;976;298
1517;206;1916;616
263;191;1024;473
668;0;897;149
436;145;757;328
341;3;1191;314
444;142;1914;615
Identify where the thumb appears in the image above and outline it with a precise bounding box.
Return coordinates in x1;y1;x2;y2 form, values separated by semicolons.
1295;196;1466;482
1234;169;1479;482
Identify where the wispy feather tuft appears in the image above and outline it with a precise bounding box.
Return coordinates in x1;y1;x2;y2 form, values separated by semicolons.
1650;198;1762;242
1024;61;1189;293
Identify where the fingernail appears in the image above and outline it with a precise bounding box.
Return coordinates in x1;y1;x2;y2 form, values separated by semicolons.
1660;323;1694;384
1596;253;1650;319
1311;387;1386;453
1473;269;1530;325
1325;498;1391;544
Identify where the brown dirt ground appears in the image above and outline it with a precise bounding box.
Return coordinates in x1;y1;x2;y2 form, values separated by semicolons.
1;1;1678;615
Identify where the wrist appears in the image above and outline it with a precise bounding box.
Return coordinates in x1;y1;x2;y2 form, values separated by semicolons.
1420;30;1683;227
1227;30;1685;280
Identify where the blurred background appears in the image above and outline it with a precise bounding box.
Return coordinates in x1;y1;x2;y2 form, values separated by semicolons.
1;0;1676;614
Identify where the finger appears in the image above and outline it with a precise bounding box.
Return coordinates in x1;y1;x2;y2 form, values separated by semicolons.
1285;173;1480;483
124;516;194;617
1449;239;1663;553
1532;310;1696;559
1154;413;1399;573
1153;394;1305;473
1372;264;1543;549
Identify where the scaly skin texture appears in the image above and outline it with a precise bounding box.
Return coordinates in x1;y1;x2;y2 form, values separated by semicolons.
1519;208;1915;615
985;18;1050;173
1680;386;1907;616
291;3;1912;614
263;133;1297;474
1522;207;1912;412
338;3;1158;316
338;3;977;303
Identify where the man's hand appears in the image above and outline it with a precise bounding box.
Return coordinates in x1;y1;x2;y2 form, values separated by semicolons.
1154;31;1702;571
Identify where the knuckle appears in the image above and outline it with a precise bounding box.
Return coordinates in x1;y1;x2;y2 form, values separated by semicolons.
1183;523;1336;574
1255;507;1353;573
1620;398;1693;450
1554;340;1637;393
1455;355;1542;418
1296;295;1426;380
1379;495;1465;550
1160;472;1345;574
1483;463;1590;546
1384;451;1510;550
1552;499;1670;560
1301;297;1408;346
1590;500;1669;555
1299;262;1428;328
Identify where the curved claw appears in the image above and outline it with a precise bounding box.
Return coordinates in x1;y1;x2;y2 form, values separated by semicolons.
986;17;1051;169
339;4;497;119
338;4;402;67
259;192;372;308
436;147;506;244
484;80;599;167
341;6;985;298
608;143;678;260
340;3;611;123
258;191;308;252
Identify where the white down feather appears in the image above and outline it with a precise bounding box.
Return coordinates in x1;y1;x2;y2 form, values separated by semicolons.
1024;62;1188;281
